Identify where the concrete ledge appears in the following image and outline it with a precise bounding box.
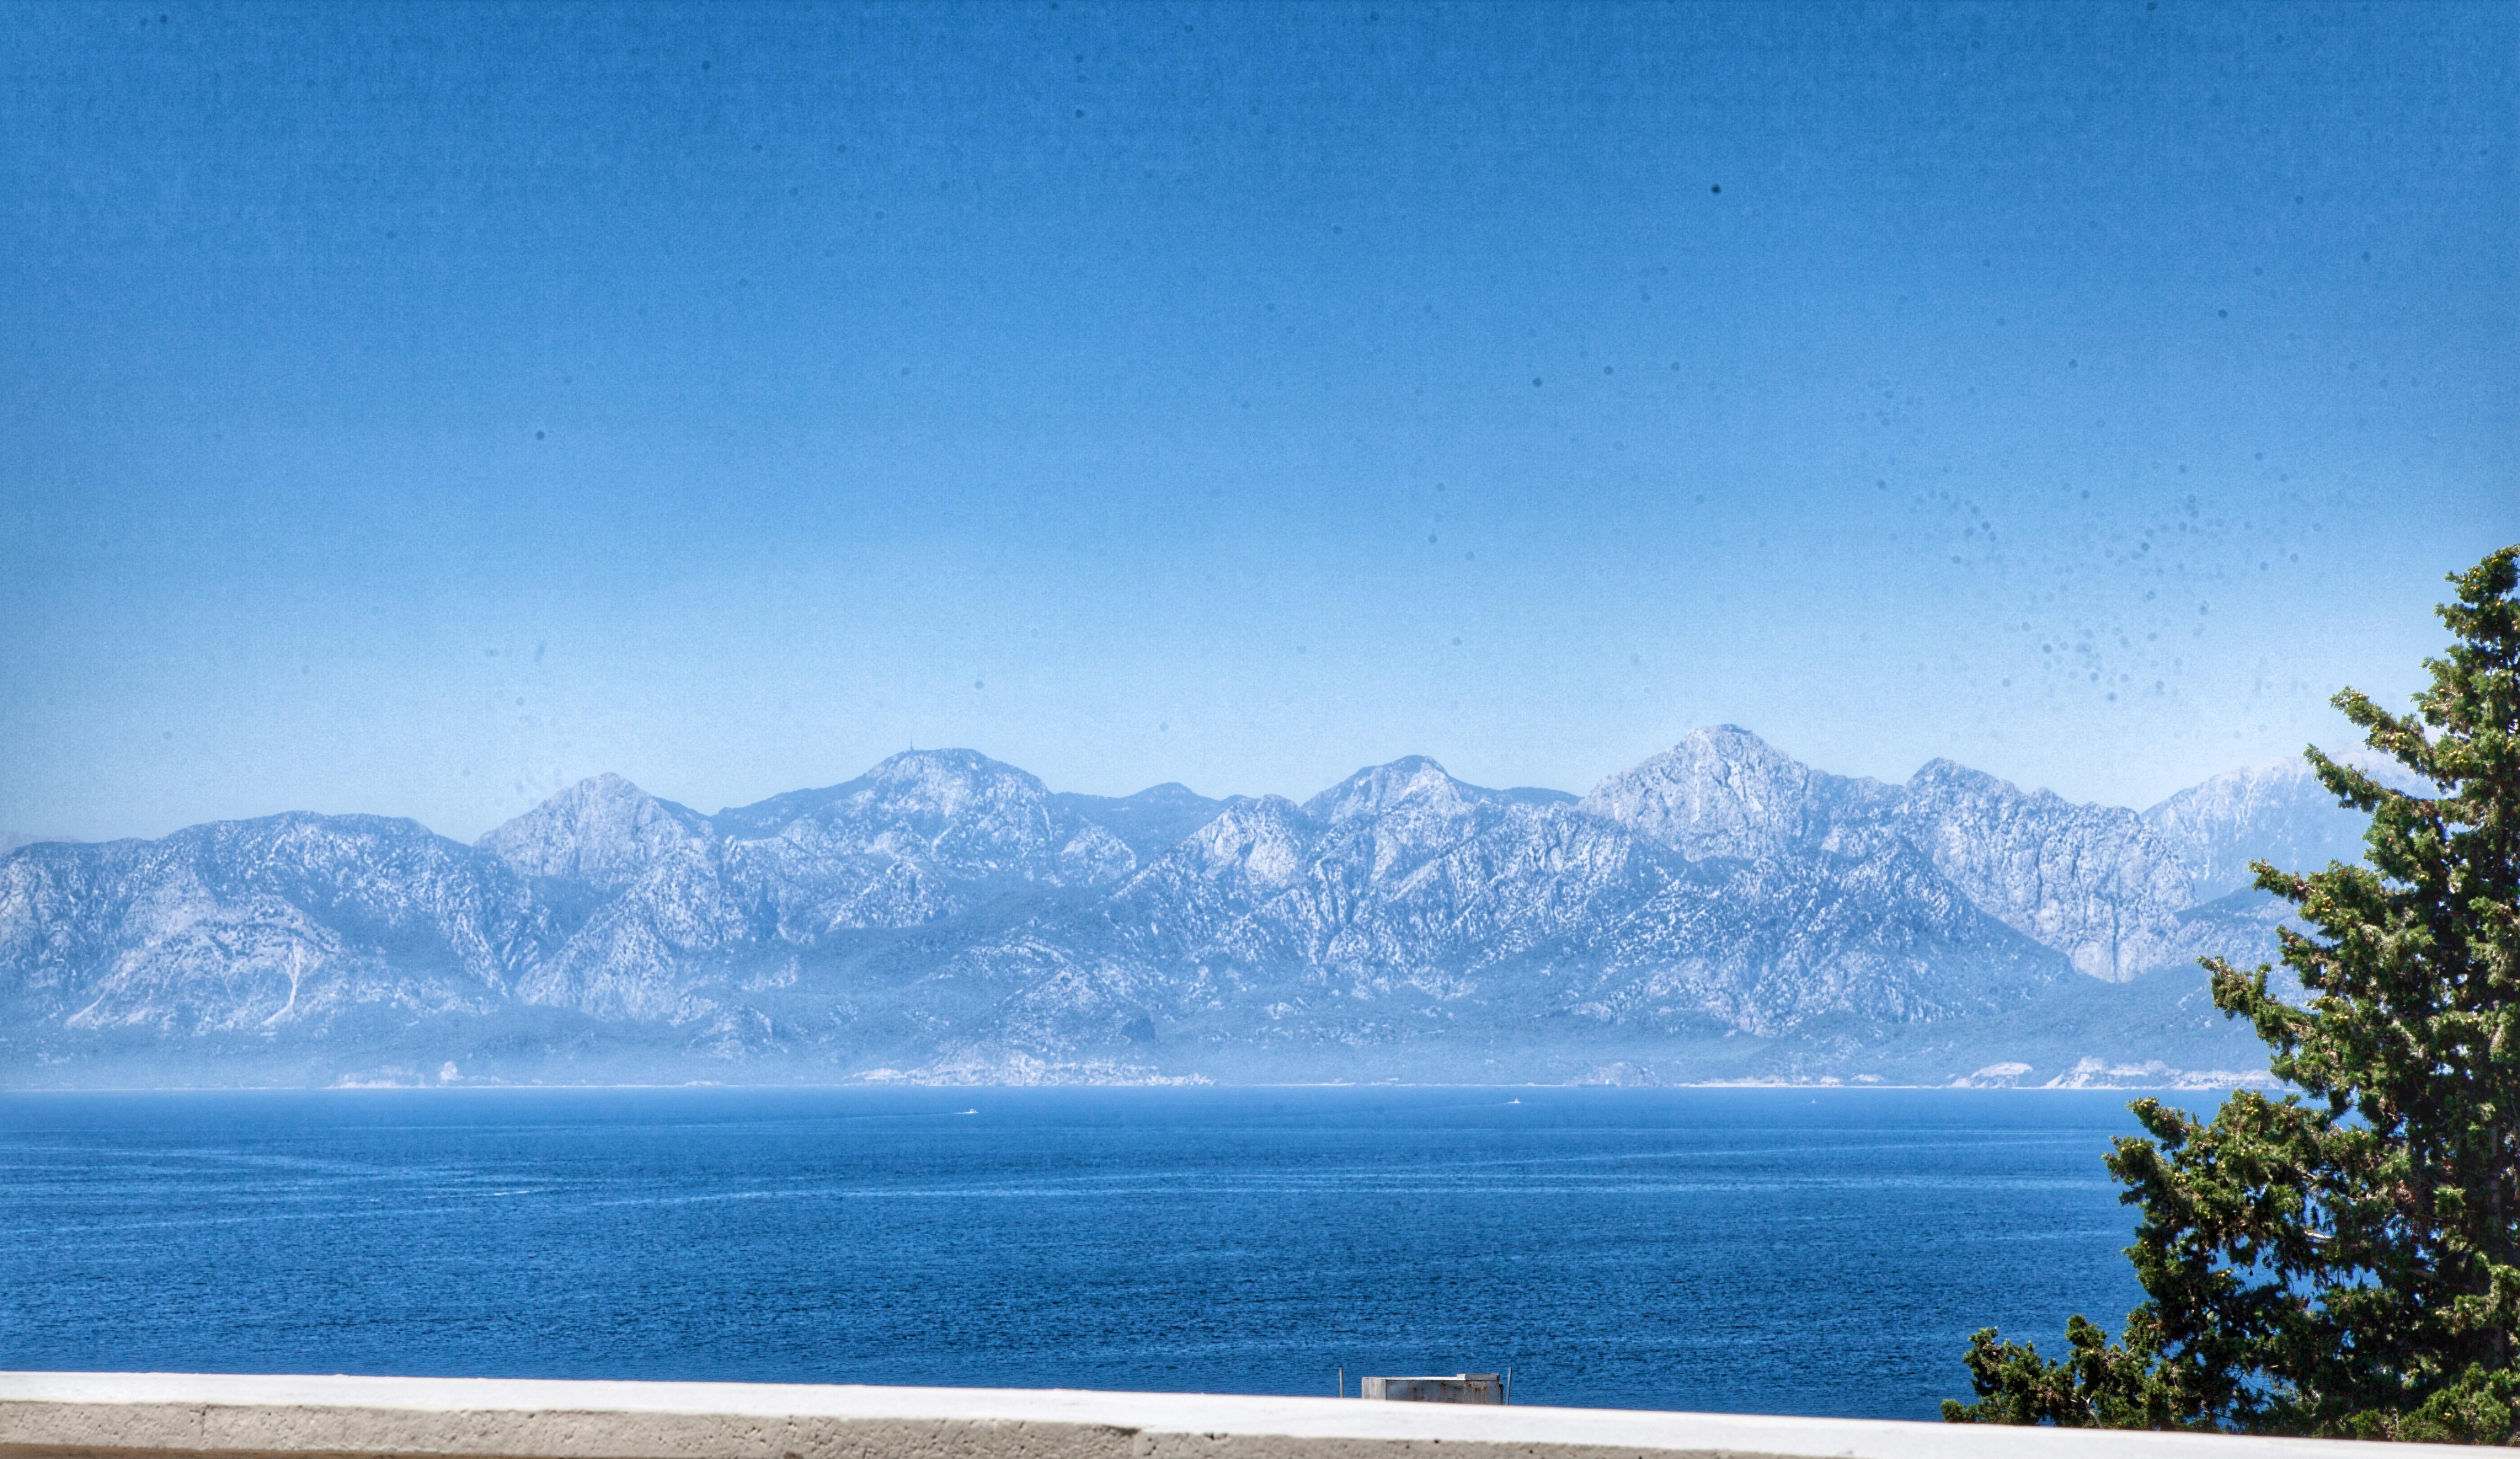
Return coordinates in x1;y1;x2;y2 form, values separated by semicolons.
0;1372;2452;1459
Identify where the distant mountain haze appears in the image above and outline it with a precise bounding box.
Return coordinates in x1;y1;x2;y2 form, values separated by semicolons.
0;834;78;857
0;729;2383;1088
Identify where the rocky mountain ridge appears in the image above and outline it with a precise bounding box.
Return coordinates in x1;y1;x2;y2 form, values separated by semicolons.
0;729;2384;1087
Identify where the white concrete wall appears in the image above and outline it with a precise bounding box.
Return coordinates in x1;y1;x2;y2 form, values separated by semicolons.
0;1372;2453;1459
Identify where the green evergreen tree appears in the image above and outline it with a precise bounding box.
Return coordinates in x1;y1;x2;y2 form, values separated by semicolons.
1944;545;2520;1443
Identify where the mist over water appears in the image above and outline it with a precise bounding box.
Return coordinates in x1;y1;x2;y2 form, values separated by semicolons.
0;1087;2152;1417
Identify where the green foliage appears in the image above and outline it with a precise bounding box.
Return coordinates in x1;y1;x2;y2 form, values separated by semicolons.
1944;546;2520;1441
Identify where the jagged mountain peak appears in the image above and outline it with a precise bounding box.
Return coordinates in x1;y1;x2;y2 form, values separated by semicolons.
1164;794;1318;886
477;774;711;891
1897;757;2156;842
864;746;1028;786
811;746;1048;826
1578;725;1836;861
1902;756;2062;805
2144;745;2415;815
498;771;699;826
844;748;1049;821
711;748;1047;840
1891;760;2191;982
733;748;1072;889
1301;756;1491;824
2142;749;2400;902
1907;755;1992;786
1609;725;1812;788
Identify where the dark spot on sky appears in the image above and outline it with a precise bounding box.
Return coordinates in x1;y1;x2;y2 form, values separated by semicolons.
1710;184;1720;193
1532;377;1543;386
534;429;544;439
973;680;984;690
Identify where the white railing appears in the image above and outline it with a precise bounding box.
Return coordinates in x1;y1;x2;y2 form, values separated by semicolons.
0;1372;2452;1459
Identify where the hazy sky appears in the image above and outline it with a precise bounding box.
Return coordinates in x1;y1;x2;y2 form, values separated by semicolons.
3;0;2513;842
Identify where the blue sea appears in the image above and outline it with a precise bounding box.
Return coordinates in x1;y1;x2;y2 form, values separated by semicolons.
0;1087;2182;1419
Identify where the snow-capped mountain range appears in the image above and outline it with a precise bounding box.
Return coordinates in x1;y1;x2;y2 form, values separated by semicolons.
0;728;2389;1088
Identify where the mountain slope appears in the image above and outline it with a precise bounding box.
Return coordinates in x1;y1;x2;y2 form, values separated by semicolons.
0;815;545;1042
2141;749;2406;902
0;731;2385;1086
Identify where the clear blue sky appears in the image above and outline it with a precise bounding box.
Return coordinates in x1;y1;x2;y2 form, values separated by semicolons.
3;0;2513;842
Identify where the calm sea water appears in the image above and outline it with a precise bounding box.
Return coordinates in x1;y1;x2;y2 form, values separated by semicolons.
0;1086;2180;1418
